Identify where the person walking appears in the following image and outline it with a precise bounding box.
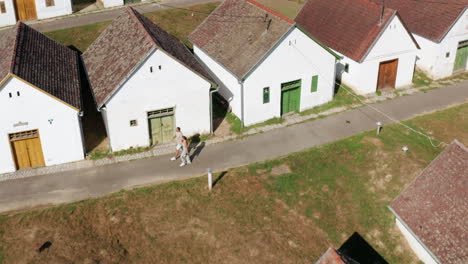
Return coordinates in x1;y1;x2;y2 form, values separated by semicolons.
179;136;191;167
170;127;183;161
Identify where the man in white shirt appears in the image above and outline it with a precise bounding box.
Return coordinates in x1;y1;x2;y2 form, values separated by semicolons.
170;127;184;161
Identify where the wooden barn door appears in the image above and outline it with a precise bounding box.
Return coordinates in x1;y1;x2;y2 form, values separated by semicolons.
377;59;398;91
453;41;468;73
9;130;45;170
148;108;175;145
14;0;37;21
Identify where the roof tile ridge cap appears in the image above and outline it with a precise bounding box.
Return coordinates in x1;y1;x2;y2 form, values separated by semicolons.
10;22;22;74
245;0;295;24
451;139;468;153
127;7;160;47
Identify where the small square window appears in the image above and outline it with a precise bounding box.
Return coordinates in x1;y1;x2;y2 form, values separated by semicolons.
17;91;20;96
130;120;138;127
263;87;270;104
45;0;55;7
446;52;450;58
344;63;349;73
158;65;162;70
0;2;6;14
8;92;12;98
150;66;153;73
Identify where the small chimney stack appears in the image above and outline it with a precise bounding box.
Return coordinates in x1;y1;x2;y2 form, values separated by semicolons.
267;19;272;31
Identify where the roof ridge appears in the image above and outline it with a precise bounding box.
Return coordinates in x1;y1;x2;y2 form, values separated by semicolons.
126;7;159;46
451;139;468;152
245;0;295;24
10;22;22;74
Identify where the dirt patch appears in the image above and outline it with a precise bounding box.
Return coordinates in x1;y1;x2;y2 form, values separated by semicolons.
270;164;292;176
214;118;232;138
362;136;384;148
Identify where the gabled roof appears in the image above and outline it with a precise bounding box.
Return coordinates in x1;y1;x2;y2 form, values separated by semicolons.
83;7;215;107
370;0;468;42
188;0;295;80
390;140;468;264
0;22;82;110
296;0;407;62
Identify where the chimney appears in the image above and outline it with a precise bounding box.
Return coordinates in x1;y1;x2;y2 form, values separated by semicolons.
266;19;272;31
379;0;385;26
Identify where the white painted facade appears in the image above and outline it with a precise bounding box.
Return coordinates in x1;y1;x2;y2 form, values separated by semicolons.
395;218;439;264
102;49;212;152
0;0;16;27
337;16;419;94
194;27;336;126
100;0;124;8
414;9;468;79
0;0;72;27
0;76;85;174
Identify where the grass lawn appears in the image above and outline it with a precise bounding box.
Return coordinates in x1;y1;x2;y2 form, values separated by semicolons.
0;104;466;263
45;3;220;52
257;0;305;19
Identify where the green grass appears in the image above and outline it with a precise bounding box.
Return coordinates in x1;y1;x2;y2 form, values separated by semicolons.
412;70;433;87
299;85;363;116
89;146;152;160
45;3;219;52
45;22;110;52
226;113;284;134
1;104;465;263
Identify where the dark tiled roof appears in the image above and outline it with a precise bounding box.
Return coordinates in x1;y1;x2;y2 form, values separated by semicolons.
391;140;468;264
188;0;294;79
370;0;468;42
0;23;82;110
295;0;396;62
83;7;215;107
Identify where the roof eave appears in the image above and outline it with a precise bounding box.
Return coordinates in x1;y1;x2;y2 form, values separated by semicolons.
359;11;397;63
295;24;343;60
388;206;442;263
435;6;468;44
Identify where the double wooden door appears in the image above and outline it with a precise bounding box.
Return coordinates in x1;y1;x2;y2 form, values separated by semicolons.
149;114;174;145
14;0;37;21
281;80;301;115
454;41;468;73
9;130;45;170
377;59;398;91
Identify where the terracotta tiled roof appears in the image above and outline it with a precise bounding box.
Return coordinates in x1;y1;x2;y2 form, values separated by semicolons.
295;0;397;62
188;0;294;79
391;140;468;264
370;0;468;42
83;7;215;107
0;22;82;110
315;248;348;264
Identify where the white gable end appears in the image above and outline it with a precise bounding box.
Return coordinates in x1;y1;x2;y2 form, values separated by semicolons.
0;77;84;173
366;15;419;61
104;49;212;151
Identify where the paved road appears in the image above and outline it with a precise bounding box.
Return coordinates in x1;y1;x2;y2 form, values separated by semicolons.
0;82;467;213
19;0;219;32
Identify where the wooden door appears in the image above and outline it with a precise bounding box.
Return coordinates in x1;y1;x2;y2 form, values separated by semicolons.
281;80;301;115
454;42;468;73
15;0;37;21
377;59;398;91
149;115;174;145
9;130;45;169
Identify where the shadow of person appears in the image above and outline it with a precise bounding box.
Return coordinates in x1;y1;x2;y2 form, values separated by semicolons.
190;142;206;162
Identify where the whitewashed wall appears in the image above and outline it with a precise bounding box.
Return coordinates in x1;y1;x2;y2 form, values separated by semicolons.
101;0;124;8
35;0;72;20
104;49;212;151
338;16;419;94
0;77;84;174
0;0;16;27
415;9;468;79
243;27;336;126
193;45;242;118
395;218;439;264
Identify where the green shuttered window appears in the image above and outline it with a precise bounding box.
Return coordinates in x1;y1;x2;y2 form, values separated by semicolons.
263;87;270;104
311;75;318;93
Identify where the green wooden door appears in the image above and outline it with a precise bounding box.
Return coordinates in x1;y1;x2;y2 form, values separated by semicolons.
281;80;301;115
149;115;174;145
454;44;468;73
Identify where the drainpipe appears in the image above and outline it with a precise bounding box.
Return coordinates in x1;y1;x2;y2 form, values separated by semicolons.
78;111;86;158
239;80;245;128
209;85;219;134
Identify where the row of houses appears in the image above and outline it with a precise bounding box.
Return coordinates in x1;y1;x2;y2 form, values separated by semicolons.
0;0;467;174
